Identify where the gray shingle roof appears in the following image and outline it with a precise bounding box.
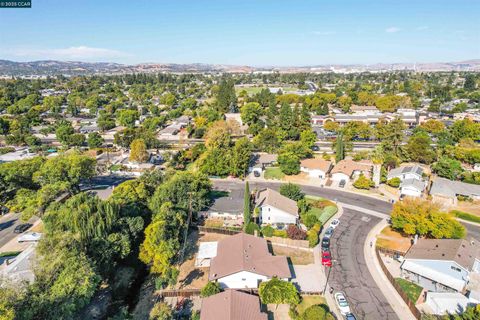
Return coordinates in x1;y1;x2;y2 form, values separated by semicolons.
430;177;480;198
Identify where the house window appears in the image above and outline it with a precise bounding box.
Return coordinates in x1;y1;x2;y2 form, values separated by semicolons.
451;266;461;272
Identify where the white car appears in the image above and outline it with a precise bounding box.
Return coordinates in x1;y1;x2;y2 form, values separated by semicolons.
17;232;43;243
329;219;340;229
334;292;351;315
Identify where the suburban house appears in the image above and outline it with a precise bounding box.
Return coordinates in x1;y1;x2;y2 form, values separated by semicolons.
400;238;480;293
200;290;267;320
255;188;299;225
430;177;480;206
387;165;427;198
330;159;373;182
424;292;472;315
202;188;244;220
399;178;427;198
249;153;278;176
300;158;332;179
209;233;291;289
387;165;424;181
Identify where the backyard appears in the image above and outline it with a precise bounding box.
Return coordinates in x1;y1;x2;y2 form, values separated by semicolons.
271;245;314;265
296;295;327;315
304;195;338;225
395;278;423;304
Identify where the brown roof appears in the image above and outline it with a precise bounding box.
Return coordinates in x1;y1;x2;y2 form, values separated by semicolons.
405;238;480;270
200;290;267;320
300;158;332;172
331;159;373;177
209;233;291;280
255;188;298;217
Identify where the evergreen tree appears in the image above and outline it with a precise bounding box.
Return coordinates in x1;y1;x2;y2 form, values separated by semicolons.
243;182;251;229
335;133;345;162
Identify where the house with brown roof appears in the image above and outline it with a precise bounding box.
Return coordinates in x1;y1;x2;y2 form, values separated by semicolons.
209;233;291;289
200;290;267;320
330;159;373;182
400;238;480;293
300;158;332;179
255;188;299;226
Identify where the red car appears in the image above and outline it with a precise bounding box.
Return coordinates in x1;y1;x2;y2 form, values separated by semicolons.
322;251;332;267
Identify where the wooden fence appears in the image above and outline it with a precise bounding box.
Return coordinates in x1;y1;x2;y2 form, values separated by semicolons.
156;289;201;298
375;249;422;319
265;236;311;249
196;226;241;235
376;246;409;257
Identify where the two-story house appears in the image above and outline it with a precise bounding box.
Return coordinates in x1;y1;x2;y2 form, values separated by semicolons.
255;188;298;226
387;165;427;198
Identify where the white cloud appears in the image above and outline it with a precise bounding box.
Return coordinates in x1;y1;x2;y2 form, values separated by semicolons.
385;27;401;33
313;31;335;36
4;46;130;61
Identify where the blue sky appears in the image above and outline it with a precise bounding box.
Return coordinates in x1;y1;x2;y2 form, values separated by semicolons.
0;0;478;66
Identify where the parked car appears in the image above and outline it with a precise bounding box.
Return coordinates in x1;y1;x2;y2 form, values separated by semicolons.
17;232;42;243
329;219;340;229
321;237;330;251
324;227;334;238
311;145;320;151
346;313;357;320
321;251;332;267
334;292;351;315
339;180;346;188
253;170;261;177
14;223;32;234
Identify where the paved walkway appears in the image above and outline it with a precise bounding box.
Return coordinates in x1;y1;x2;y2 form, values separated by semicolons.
364;219;416;320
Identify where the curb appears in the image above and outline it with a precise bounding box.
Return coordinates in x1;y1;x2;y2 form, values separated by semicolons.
364;219;416;320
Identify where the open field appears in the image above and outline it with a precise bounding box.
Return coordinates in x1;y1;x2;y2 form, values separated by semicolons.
376;226;412;253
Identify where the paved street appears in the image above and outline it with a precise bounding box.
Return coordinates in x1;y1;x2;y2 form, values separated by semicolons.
328;208;399;320
0;213;38;248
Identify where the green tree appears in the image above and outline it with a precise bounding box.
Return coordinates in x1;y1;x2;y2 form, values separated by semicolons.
387;177;401;188
87;132;104;148
258;278;300;308
405;132;436;164
230;137;252;177
117;109;139;128
279;183;304;201
464;74;476;91
55;121;75;145
216;78;236;112
432;157;464;180
300;304;334;320
244;182;251;228
300;129;317;150
200;281;222;298
278;152;300;175
335;133;345;162
129;138;149;163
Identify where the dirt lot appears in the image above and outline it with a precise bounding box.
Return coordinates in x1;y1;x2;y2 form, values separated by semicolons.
376;226;412;253
271;245;314;265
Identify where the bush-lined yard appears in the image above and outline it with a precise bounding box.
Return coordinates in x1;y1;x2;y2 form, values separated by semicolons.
304;195;338;225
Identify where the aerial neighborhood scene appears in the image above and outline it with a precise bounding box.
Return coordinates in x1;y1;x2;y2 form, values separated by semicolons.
1;1;480;319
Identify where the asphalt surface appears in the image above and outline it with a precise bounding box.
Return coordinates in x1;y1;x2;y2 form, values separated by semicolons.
328;208;399;320
0;213;38;248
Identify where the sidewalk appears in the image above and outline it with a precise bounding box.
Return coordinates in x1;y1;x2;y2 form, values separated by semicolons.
364;219;416;320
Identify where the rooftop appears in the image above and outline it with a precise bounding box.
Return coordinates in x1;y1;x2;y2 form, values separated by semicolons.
200;290;267;320
255;188;298;217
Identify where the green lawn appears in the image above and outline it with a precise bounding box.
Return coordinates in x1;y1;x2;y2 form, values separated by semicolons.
264;167;285;180
451;210;480;224
296;295;327;315
395;278;423;304
305;196;338;225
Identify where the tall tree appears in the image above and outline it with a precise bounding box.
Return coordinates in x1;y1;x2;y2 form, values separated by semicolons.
335;133;345;162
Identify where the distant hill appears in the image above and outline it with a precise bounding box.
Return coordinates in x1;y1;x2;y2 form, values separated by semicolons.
0;59;479;76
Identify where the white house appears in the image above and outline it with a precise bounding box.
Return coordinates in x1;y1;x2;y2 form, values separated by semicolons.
255;188;298;225
387;165;424;181
401;239;480;293
300;158;332;179
399;178;426;198
430;178;480;206
208;233;291;289
424;292;471;315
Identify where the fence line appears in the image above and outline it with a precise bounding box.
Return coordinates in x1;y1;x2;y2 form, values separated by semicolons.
375;249;422;319
376;245;409;257
196;226;241;235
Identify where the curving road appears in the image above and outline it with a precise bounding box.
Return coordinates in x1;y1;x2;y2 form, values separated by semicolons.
212;179;480;319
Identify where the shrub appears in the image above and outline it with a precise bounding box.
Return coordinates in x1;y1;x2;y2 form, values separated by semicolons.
287;225;307;240
273;229;288;238
353;173;375;189
245;222;260;235
301;304;334;320
301;213;318;229
298;198;310;214
261;225;274;237
387;177;401;188
278;152;300;175
307;223;321;247
200;281;222;297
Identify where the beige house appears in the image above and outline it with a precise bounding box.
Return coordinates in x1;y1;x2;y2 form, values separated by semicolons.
200;290;267;320
330;159;373;182
300;158;333;179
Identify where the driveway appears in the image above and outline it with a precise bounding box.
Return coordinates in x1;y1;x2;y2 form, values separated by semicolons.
291;264;324;292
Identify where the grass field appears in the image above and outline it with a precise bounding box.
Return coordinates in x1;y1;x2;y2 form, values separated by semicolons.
395;278;423;304
296;295;327;315
264;167;285;180
305;196;338;225
451;210;480;224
